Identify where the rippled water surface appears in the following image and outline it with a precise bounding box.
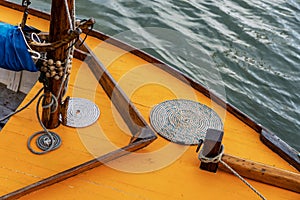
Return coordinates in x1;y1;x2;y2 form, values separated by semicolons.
10;0;300;151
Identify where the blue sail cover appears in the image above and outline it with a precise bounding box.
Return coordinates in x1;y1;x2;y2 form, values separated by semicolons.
0;22;38;72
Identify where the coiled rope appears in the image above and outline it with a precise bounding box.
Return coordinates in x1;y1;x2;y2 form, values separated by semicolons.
0;0;79;154
0;87;60;154
27;93;61;155
27;0;75;154
198;145;267;200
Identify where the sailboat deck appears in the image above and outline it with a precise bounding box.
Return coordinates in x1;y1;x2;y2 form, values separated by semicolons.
0;4;299;200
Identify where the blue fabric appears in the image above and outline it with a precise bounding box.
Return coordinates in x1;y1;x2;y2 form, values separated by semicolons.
0;22;38;72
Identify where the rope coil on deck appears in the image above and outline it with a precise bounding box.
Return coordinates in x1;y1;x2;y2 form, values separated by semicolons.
1;0;95;155
27;93;62;155
150;99;223;145
150;99;266;199
60;98;100;128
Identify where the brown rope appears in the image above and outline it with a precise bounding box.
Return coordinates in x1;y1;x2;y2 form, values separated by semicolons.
29;18;95;52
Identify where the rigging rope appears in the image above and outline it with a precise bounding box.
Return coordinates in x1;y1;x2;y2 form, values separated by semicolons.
0;86;60;154
55;0;75;99
0;87;44;122
19;26;41;63
27;93;60;154
219;160;267;200
198;145;267;200
64;0;74;31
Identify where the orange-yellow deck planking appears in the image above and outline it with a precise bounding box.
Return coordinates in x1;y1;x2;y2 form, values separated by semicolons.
0;5;298;200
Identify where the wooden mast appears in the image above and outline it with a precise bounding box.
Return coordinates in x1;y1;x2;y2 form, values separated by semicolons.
42;0;75;128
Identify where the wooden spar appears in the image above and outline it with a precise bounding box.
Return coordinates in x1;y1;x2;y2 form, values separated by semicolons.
74;42;157;141
220;154;300;193
0;138;155;200
1;2;298;198
42;0;75;128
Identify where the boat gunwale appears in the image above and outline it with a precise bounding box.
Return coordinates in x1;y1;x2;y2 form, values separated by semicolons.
81;31;300;170
0;0;299;171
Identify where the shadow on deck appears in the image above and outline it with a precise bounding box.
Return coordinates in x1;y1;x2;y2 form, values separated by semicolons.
0;83;26;130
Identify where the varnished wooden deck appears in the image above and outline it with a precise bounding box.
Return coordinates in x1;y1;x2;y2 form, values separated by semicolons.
0;4;299;200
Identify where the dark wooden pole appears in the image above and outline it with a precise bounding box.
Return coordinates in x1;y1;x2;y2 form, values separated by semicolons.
42;0;75;128
74;42;158;141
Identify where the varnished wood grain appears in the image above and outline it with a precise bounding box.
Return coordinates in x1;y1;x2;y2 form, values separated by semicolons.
1;138;154;200
0;19;157;199
42;0;74;128
220;153;300;193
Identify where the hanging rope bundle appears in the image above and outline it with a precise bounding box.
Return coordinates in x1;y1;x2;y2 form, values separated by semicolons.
26;43;74;155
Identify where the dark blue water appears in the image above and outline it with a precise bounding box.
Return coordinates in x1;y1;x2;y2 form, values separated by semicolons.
10;0;300;151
